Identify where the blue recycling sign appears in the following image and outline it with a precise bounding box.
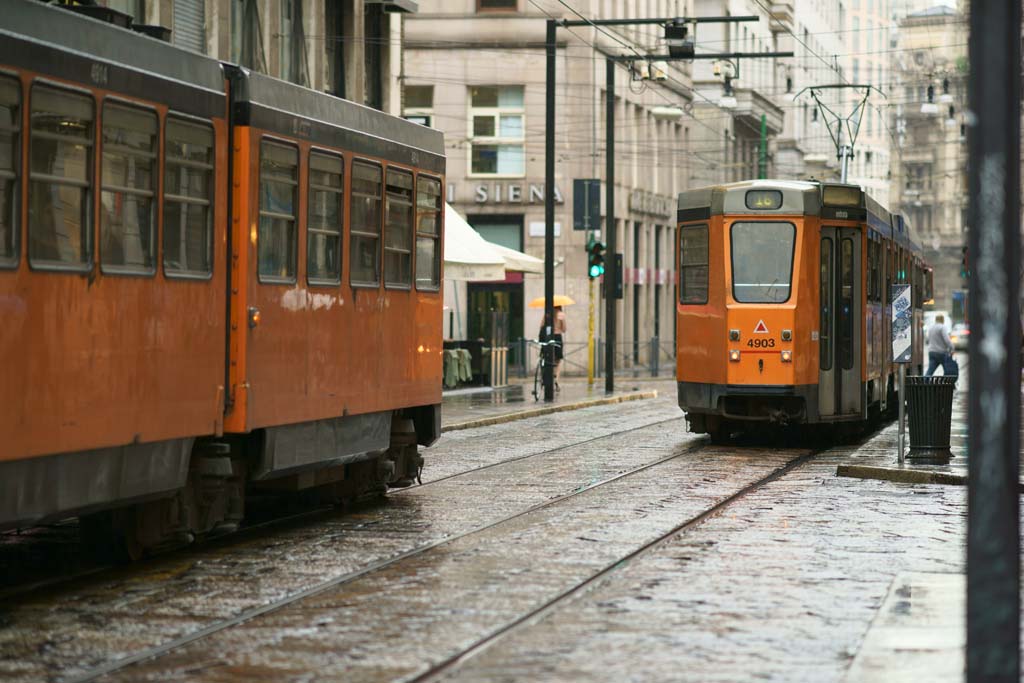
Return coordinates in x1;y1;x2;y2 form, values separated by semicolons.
891;284;913;363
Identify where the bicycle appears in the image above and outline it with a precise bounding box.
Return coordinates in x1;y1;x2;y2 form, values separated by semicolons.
528;337;562;401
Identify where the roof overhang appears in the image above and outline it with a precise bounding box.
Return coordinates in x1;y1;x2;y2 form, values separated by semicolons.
365;0;419;13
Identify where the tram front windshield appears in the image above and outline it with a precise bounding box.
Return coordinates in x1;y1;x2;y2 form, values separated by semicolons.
730;221;796;303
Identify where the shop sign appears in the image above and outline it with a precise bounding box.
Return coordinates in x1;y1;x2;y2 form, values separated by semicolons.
469;182;564;205
628;189;674;218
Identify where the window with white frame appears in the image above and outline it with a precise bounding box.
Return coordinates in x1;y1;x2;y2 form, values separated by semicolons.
403;85;434;128
468;85;525;176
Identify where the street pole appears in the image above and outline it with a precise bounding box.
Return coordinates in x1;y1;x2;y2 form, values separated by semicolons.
604;56;616;394
897;364;905;464
837;124;849;184
966;0;1021;680
543;19;556;402
758;113;767;179
587;277;595;386
540;15;785;398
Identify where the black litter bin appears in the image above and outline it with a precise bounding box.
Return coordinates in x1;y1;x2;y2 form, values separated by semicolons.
905;375;957;461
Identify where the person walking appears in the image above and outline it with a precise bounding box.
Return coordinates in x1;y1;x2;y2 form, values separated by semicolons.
538;307;566;391
552;305;566;391
925;314;954;376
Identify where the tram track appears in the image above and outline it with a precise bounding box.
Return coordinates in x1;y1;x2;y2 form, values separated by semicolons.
0;409;682;603
405;445;827;683
78;433;838;683
62;415;696;683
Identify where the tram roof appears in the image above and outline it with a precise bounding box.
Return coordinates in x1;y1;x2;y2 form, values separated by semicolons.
678;179;922;253
678;180;824;217
230;68;446;164
0;0;226;99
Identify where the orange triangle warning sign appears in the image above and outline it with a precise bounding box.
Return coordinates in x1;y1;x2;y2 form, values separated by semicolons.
753;320;769;334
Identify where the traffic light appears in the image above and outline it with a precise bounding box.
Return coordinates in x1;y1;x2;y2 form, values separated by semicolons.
587;238;606;279
960;245;969;278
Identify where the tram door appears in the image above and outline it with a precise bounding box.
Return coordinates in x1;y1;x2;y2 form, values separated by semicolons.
819;227;863;418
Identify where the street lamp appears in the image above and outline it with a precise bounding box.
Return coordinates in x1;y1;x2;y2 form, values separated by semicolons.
939;77;954;104
719;76;737;109
651;105;685;121
921;84;939;114
946;105;958;128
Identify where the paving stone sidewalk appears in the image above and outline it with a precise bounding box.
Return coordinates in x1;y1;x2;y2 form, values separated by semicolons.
441;378;668;430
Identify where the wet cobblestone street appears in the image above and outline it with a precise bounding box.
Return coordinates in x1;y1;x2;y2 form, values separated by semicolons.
0;386;977;683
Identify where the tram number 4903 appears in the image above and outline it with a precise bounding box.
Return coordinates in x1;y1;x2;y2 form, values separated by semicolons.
747;338;776;348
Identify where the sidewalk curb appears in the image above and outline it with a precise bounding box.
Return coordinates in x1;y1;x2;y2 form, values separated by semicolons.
837;464;1024;493
441;390;659;433
836;464;968;487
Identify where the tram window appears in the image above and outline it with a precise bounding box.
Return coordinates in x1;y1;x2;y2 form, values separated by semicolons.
258;140;298;282
100;102;157;274
866;240;875;302
307;150;343;285
0;75;19;268
350;160;382;286
384;168;413;288
678;224;708;304
415;175;441;290
730;222;795;303
874;242;882;301
164;117;214;278
28;84;94;270
885;245;893;303
840;238;855;370
820;237;833;371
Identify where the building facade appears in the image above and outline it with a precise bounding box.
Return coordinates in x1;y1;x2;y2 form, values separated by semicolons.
101;0;405;114
688;0;785;188
404;0;697;375
890;5;967;313
842;0;893;201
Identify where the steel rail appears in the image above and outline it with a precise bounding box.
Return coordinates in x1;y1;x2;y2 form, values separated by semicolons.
404;414;685;491
404;446;828;683
2;411;681;604
63;417;706;683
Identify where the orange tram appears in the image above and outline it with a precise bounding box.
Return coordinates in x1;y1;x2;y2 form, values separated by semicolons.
676;180;932;442
0;1;445;556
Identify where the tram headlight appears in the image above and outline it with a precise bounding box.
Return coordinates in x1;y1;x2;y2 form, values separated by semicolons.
729;329;740;341
729;349;741;362
780;349;793;363
781;329;792;341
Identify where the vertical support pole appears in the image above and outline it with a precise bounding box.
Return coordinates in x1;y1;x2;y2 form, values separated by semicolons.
604;57;617;394
967;0;1021;680
838;123;850;184
587;277;595;386
758;113;767;179
897;365;905;465
543;19;556;402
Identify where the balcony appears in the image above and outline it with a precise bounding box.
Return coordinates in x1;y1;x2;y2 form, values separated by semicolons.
731;87;785;135
769;2;794;34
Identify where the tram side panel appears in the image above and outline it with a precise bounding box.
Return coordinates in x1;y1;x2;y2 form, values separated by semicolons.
0;6;230;531
224;71;444;485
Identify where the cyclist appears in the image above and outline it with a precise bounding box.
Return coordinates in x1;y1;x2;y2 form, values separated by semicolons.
539;306;566;391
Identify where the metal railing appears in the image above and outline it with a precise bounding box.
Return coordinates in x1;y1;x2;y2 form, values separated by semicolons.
510;336;676;378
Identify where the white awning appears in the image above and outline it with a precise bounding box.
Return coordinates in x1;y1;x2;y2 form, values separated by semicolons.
489;242;544;274
443;203;506;281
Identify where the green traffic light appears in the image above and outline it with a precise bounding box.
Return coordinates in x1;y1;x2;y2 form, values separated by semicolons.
589;264;603;278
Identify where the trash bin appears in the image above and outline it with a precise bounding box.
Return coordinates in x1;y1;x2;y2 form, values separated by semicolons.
905;375;957;461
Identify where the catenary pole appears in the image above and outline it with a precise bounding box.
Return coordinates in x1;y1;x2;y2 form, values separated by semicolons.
543;19;556;401
543;15;783;396
966;0;1021;680
604;56;616;393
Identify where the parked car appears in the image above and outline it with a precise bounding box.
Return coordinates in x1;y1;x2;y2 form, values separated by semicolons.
950;323;970;351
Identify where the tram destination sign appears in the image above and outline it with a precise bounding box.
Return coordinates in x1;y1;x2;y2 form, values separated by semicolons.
891;284;913;363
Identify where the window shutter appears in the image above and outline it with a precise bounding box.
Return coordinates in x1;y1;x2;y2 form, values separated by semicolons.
173;0;206;53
